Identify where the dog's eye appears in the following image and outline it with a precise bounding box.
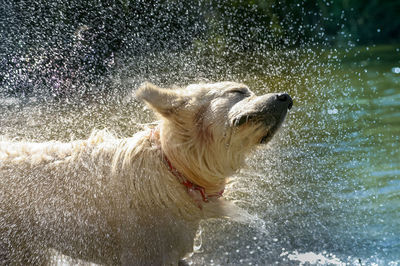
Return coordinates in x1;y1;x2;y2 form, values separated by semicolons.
229;89;249;96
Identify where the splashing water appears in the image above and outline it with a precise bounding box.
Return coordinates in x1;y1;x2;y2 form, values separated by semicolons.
1;1;400;265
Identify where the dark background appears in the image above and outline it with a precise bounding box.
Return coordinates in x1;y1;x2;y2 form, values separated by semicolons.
1;0;399;98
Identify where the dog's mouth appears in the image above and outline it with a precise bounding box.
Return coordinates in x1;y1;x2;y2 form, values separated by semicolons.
232;115;255;127
259;133;271;144
231;114;284;144
258;123;280;144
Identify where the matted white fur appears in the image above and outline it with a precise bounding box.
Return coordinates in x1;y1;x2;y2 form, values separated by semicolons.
0;82;292;265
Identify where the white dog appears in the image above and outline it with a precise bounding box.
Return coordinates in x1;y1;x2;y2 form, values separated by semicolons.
0;82;292;265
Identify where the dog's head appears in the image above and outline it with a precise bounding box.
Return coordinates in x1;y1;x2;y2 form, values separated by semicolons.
136;82;292;192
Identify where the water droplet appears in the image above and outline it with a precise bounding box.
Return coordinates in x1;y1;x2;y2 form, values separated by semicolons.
391;67;400;74
327;108;338;115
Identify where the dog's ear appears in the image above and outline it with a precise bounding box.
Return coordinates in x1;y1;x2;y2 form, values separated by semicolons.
136;82;186;117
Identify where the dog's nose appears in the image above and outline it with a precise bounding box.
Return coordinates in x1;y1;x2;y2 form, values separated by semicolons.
276;93;293;110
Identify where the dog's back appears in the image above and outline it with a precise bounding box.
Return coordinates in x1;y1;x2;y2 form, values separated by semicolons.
0;130;201;265
0;131;124;264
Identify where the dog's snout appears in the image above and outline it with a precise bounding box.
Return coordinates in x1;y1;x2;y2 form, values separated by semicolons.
276;93;293;110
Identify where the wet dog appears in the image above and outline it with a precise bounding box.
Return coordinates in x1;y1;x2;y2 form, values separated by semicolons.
0;82;292;265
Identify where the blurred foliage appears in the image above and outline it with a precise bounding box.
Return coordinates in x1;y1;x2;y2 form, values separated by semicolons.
0;0;399;98
204;0;400;49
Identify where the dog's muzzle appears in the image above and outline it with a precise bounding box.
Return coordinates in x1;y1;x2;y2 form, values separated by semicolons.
231;92;293;127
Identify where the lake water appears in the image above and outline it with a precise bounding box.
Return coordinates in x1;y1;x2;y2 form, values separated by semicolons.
0;45;399;265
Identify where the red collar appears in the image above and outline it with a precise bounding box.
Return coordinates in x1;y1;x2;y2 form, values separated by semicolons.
150;127;224;206
163;154;224;204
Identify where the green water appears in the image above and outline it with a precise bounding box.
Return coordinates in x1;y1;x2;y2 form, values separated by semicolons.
0;45;399;264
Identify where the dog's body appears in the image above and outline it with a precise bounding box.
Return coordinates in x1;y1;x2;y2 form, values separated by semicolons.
1;130;208;265
0;82;292;265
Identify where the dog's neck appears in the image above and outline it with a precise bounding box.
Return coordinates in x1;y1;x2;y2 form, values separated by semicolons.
149;126;225;207
163;153;224;207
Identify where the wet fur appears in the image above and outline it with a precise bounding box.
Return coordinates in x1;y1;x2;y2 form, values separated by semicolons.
0;82;290;265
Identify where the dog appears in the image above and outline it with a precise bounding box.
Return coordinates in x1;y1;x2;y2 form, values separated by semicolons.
0;82;292;265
